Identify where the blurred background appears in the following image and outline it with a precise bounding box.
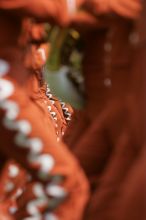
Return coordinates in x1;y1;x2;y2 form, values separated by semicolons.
45;25;85;109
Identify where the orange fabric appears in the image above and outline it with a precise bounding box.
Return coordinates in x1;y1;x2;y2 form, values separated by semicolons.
0;70;89;219
0;202;14;220
84;0;142;19
0;0;86;26
22;18;73;138
70;11;99;32
84;142;146;220
0;2;89;219
64;1;146;220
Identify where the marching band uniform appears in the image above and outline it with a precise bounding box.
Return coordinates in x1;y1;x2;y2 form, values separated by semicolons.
0;0;89;219
64;0;146;219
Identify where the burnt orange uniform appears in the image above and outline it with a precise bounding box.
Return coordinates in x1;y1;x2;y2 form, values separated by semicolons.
0;0;89;219
0;17;74;218
64;0;146;219
22;19;72;139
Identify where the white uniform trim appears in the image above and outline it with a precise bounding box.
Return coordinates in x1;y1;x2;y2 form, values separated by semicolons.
0;59;10;77
66;0;76;14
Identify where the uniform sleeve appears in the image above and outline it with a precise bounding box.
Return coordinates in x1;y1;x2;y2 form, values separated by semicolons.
83;0;142;19
70;0;142;32
69;10;111;34
0;75;89;219
84;146;146;220
0;0;85;26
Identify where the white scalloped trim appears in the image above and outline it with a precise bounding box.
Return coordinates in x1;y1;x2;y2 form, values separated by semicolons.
0;59;10;77
0;79;14;100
